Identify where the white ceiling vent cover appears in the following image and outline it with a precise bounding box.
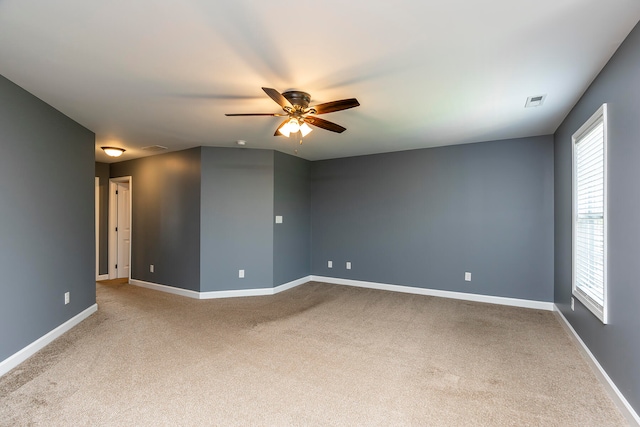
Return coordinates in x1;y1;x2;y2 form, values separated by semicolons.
525;95;547;108
142;145;168;152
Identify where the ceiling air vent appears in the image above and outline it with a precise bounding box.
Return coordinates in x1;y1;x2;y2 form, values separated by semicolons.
525;94;546;108
142;145;168;152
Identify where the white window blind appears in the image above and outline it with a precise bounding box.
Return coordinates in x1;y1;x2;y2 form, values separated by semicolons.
572;104;607;324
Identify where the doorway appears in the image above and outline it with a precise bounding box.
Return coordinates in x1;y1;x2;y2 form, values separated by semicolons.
108;176;132;280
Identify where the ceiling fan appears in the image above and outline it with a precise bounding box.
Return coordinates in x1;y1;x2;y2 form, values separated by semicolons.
225;87;360;138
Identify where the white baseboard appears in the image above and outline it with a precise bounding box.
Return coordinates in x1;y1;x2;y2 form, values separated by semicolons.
130;275;553;310
310;276;555;311
554;306;640;426
0;304;98;378
129;276;311;300
273;276;311;294
129;279;201;299
96;274;109;281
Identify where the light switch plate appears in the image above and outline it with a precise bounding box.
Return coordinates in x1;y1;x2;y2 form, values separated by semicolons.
275;216;283;224
239;269;245;278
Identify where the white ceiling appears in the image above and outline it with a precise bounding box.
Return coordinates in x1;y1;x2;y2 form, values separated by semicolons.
1;1;639;162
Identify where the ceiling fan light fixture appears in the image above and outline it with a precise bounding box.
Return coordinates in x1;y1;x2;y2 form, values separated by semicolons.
287;118;301;134
279;118;302;137
299;122;312;137
278;126;291;137
101;146;125;157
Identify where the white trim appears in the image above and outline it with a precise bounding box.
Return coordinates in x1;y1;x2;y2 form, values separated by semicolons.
133;275;552;310
129;276;311;300
310;276;555;311
273;276;310;294
129;279;201;299
96;274;109;281
108;181;117;279
554;305;640;426
108;176;132;280
95;177;100;280
199;287;275;299
571;103;608;324
0;304;98;378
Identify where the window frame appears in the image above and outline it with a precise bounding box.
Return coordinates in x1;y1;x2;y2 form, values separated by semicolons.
571;103;608;324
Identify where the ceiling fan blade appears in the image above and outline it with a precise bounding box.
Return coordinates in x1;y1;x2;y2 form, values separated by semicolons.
274;119;289;136
310;98;360;115
262;87;293;110
225;113;285;116
304;116;347;133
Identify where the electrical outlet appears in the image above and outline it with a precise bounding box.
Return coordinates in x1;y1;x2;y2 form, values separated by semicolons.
64;292;70;305
275;216;283;224
150;264;154;273
571;297;575;311
464;272;471;281
328;261;333;268
239;269;245;278
346;262;352;270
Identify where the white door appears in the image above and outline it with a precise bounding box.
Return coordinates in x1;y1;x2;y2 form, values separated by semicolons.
116;182;130;278
95;177;99;280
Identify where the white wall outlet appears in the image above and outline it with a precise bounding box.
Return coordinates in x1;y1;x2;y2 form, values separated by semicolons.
64;292;70;305
328;261;333;268
346;262;352;270
275;215;283;224
239;269;245;278
150;264;154;273
464;272;471;281
571;297;575;311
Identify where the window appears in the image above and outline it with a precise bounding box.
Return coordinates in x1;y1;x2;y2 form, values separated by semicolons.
572;104;607;324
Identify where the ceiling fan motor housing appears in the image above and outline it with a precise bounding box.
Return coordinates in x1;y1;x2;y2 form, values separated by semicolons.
282;91;311;110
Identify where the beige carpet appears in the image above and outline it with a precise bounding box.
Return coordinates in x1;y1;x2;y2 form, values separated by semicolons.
0;281;627;426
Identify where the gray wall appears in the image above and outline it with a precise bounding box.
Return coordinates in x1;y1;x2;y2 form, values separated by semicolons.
554;22;640;412
95;162;109;276
312;136;554;301
110;148;201;291
200;147;274;291
273;151;312;286
0;75;95;362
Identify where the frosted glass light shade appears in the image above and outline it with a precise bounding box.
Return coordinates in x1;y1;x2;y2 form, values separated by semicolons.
278;124;291;137
102;147;125;157
299;122;312;137
287;119;300;134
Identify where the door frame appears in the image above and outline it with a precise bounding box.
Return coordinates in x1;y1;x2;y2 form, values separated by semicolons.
95;177;101;280
108;176;133;280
